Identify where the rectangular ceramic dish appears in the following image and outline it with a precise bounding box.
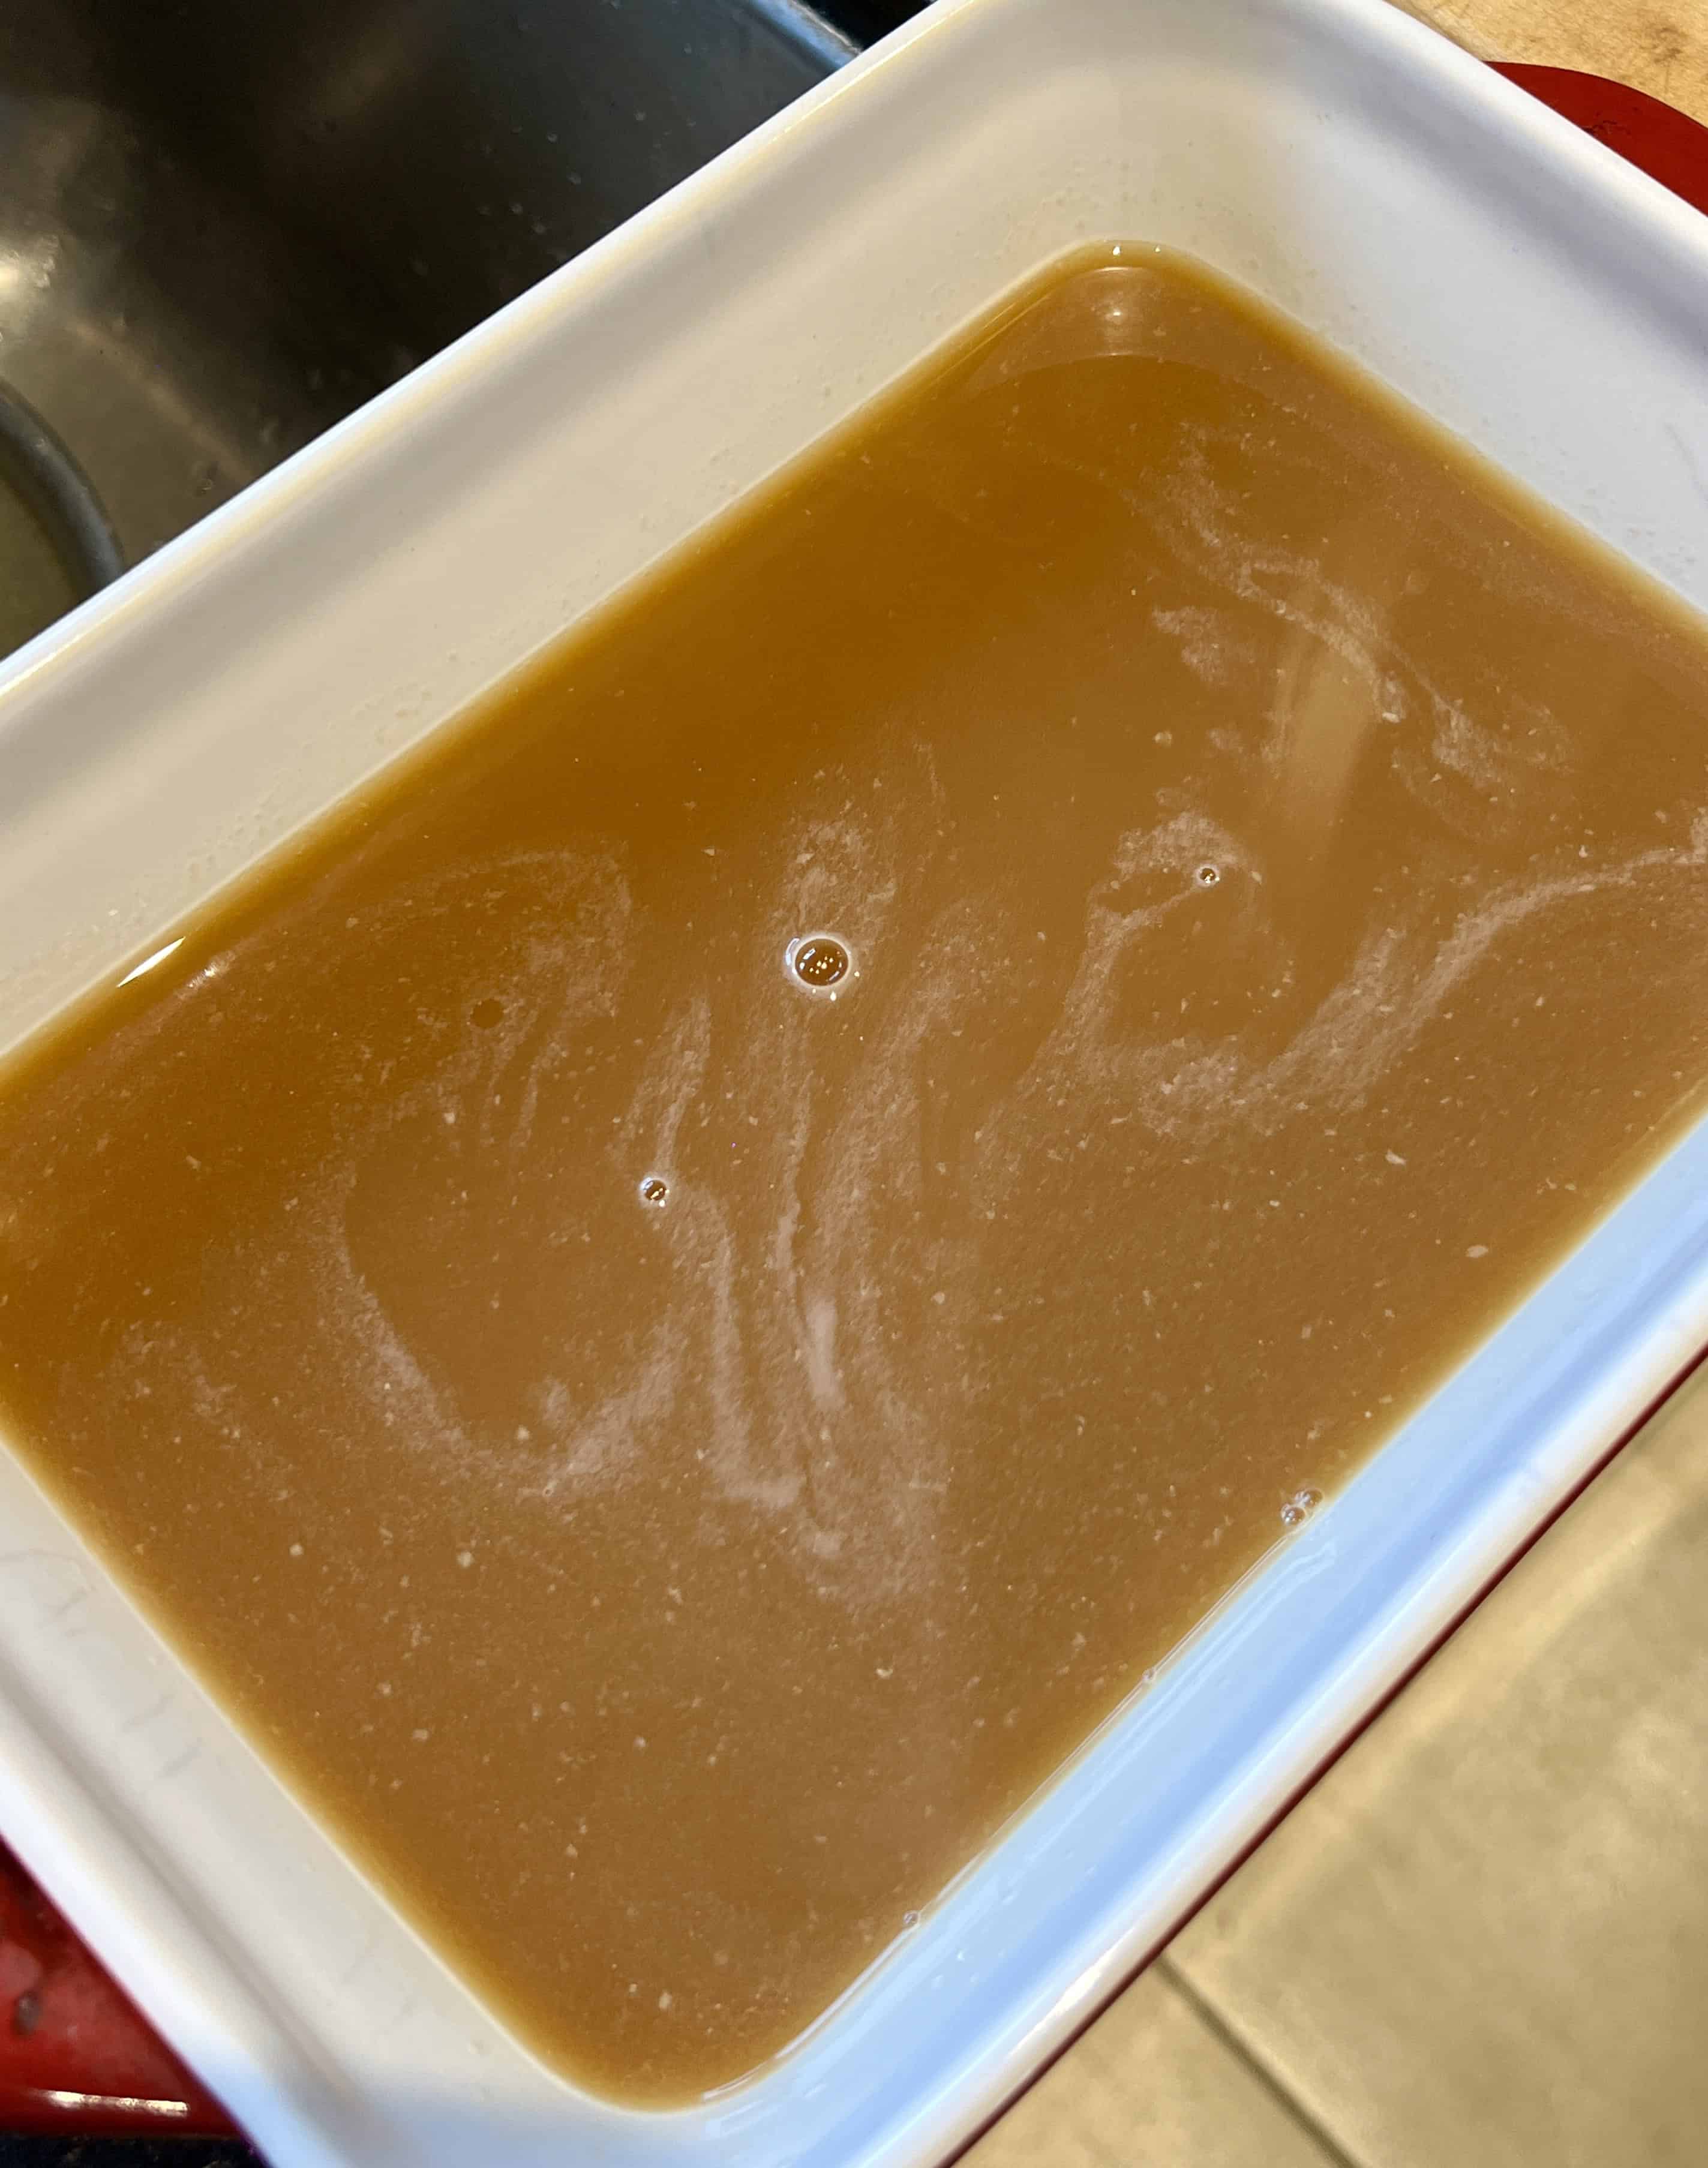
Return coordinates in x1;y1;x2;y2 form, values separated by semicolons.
3;1;1708;2161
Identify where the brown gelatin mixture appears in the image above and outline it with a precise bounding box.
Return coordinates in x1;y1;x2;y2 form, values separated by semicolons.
4;248;1708;2100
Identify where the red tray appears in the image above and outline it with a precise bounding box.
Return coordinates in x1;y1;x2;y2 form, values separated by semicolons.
3;55;1706;2153
0;1839;232;2137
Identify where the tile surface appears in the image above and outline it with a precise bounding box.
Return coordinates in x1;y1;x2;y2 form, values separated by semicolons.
964;1968;1340;2168
1395;0;1708;124
1170;1374;1708;2168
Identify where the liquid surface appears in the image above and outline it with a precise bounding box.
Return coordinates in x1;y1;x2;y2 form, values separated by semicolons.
5;249;1708;2101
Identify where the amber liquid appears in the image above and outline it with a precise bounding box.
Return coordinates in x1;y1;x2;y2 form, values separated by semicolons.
4;248;1708;2101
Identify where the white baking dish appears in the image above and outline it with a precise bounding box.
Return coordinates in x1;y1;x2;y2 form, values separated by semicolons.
3;0;1708;2161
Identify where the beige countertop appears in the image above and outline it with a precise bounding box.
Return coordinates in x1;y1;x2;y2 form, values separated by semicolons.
970;5;1708;2161
1398;0;1708;122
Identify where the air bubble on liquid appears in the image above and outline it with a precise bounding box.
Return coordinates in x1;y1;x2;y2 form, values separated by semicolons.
785;932;855;999
1194;863;1221;888
901;1909;921;1930
1280;1486;1323;1529
639;1175;670;1207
